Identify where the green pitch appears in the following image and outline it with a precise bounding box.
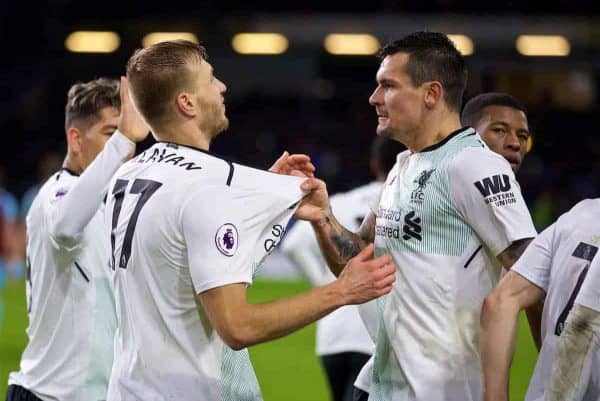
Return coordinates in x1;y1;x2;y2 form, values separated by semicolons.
0;279;537;400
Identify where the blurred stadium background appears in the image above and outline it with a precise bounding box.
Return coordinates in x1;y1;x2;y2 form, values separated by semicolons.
0;0;597;399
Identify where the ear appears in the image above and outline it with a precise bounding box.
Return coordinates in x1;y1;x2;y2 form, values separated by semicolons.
424;81;444;109
176;92;196;118
66;127;83;153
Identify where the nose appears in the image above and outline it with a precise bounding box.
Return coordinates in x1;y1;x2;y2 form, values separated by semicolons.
505;130;521;151
369;86;382;106
217;78;227;94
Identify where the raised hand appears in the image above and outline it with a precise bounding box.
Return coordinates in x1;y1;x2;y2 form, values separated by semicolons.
118;76;151;143
335;244;396;305
269;151;315;177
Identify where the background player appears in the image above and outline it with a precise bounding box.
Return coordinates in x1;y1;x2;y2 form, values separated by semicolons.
105;40;396;401
461;92;532;174
282;136;404;401
480;198;600;401
6;77;149;401
462;91;545;349
296;32;536;400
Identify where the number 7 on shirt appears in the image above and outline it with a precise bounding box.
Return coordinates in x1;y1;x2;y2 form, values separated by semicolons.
110;178;162;269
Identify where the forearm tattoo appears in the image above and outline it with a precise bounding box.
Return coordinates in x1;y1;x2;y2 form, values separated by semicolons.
358;213;377;243
331;229;363;260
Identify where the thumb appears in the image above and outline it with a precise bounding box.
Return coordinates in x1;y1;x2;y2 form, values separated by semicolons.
354;243;374;262
276;150;289;162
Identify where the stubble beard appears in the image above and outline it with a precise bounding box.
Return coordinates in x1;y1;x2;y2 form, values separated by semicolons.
200;100;229;139
376;124;395;139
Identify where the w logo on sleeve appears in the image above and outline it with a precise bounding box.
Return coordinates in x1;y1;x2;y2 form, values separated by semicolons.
474;174;511;197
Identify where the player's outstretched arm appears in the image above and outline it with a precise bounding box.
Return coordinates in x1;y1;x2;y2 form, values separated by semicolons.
198;244;395;350
546;304;600;401
48;77;149;244
480;270;544;401
295;177;375;276
497;238;544;350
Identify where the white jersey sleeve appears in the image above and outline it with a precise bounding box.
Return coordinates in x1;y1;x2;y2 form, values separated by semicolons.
511;222;556;292
46;131;133;249
449;147;536;256
183;178;304;295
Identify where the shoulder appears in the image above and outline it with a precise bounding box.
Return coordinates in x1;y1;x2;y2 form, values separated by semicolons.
450;145;508;169
447;146;514;184
230;162;305;199
568;198;600;216
556;198;600;229
44;171;77;203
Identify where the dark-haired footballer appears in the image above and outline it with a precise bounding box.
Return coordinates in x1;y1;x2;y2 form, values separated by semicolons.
296;32;536;401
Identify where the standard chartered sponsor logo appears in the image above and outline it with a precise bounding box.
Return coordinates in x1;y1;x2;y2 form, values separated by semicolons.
377;206;402;222
376;224;401;239
376;206;402;239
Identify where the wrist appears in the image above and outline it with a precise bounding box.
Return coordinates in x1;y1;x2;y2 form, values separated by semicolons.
312;207;333;228
325;279;348;308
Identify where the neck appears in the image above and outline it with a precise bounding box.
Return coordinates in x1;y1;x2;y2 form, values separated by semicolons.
154;120;211;151
62;153;83;175
406;110;462;153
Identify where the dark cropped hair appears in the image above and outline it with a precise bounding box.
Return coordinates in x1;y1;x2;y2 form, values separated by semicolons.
461;92;527;127
379;32;467;112
64;77;120;131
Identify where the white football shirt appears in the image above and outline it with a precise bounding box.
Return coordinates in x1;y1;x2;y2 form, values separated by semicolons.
369;127;536;401
512;198;600;401
9;132;133;401
105;142;305;401
281;181;380;356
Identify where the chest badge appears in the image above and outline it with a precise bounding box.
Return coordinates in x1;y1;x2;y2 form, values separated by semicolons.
410;169;435;204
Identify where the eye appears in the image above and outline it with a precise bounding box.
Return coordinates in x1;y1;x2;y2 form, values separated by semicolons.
518;133;529;141
492;127;507;134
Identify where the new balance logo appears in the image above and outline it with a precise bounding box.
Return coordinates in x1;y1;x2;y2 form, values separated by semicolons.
474;174;511;197
402;211;422;241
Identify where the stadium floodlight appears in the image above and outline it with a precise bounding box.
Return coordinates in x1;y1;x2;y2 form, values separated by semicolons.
446;34;474;56
65;31;120;53
324;34;380;55
516;35;570;56
232;33;288;55
142;32;199;47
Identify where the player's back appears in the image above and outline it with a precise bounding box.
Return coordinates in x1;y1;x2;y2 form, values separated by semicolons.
517;198;600;401
106;142;304;401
